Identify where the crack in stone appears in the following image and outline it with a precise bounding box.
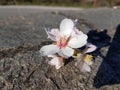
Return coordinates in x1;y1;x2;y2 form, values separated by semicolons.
24;64;40;84
45;74;61;90
50;77;61;90
61;74;67;84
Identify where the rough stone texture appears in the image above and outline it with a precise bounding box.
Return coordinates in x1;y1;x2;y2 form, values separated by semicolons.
0;11;65;50
0;6;120;90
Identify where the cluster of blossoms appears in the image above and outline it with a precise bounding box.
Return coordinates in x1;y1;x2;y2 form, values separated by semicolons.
40;18;97;72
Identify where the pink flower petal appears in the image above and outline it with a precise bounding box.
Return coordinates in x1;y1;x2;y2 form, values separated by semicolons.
81;62;91;72
85;43;97;53
71;28;83;37
45;28;60;41
48;55;64;69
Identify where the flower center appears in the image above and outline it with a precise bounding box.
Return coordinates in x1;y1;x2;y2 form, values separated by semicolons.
58;36;68;49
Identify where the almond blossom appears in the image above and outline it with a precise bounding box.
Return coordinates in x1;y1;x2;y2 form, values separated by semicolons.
48;55;65;69
40;18;88;58
39;18;88;69
74;43;97;72
39;18;97;70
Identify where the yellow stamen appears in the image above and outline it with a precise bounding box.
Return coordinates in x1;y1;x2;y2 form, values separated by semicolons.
84;55;93;63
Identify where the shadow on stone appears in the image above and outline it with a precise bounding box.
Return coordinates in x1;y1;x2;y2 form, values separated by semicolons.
87;29;111;57
93;24;120;88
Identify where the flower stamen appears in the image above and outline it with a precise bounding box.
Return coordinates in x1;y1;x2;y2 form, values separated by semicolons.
57;35;69;49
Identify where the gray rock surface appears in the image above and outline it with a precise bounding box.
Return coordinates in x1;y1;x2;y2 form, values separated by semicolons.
0;6;120;90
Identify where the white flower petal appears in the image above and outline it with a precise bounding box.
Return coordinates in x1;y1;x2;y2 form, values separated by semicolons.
85;43;97;53
48;55;56;58
71;28;83;37
40;44;59;56
68;34;88;48
48;55;64;69
45;28;60;41
81;62;91;72
58;47;74;58
60;18;74;37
